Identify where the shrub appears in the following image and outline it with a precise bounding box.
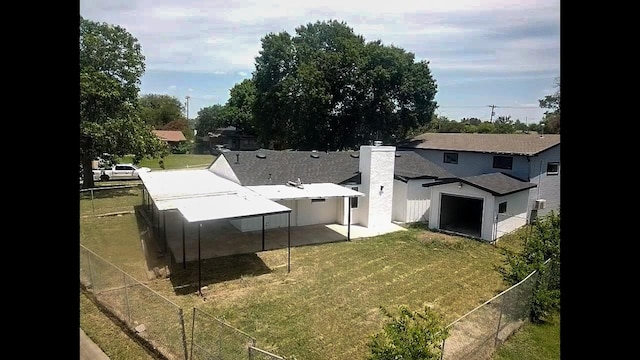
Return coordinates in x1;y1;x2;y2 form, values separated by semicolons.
368;305;449;360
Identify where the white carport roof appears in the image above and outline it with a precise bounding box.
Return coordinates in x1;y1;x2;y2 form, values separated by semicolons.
138;169;291;221
247;183;365;201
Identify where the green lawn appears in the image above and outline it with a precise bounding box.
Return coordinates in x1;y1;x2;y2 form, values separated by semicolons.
492;312;560;360
80;189;532;359
119;153;216;170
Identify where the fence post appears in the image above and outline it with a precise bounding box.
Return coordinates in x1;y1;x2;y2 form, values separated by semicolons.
494;294;506;347
178;308;189;360
86;249;94;290
91;188;95;214
440;338;446;360
123;273;132;324
217;319;223;359
191;308;196;360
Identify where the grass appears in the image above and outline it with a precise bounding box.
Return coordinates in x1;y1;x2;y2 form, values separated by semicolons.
492;312;560;360
119;153;216;170
80;190;534;359
80;289;155;360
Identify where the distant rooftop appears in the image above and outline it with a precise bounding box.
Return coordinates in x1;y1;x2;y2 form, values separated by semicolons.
152;130;186;142
400;133;560;156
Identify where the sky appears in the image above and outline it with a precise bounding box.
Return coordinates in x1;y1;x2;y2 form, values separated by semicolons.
80;0;560;125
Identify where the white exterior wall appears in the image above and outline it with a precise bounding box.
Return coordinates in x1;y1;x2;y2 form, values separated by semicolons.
339;184;362;225
231;200;296;232
392;180;407;222
527;145;560;218
359;145;396;229
296;198;339;226
429;182;496;241
495;191;530;239
208;156;241;184
405;179;433;223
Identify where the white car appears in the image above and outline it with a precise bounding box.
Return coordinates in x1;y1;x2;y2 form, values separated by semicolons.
93;163;151;181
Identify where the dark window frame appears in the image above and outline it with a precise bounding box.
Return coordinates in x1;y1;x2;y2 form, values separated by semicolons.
443;152;459;164
546;162;559;175
493;156;513;170
498;201;507;214
350;187;359;209
311;198;326;203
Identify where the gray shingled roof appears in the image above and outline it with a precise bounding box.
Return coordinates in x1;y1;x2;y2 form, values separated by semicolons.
220;149;453;186
400;133;560;156
426;173;536;196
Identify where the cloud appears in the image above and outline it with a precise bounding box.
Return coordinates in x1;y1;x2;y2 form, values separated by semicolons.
80;0;559;78
188;88;193;92
168;85;176;90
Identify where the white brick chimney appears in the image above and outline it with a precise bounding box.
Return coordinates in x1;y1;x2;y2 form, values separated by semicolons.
359;144;395;229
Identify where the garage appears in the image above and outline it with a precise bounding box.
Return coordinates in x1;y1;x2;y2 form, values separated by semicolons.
439;194;483;238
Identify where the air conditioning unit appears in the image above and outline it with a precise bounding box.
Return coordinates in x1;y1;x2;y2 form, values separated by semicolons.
534;199;546;210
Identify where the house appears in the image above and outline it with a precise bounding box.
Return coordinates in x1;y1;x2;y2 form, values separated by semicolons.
153;130;187;148
207;126;259;151
399;133;560;222
206;143;538;241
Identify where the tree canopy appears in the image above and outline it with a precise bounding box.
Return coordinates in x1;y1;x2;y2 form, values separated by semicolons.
194;104;227;136
138;94;185;128
539;77;560;134
80;16;167;187
252;20;438;150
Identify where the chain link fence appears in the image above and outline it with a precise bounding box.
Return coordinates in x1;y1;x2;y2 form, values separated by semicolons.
440;259;550;360
190;307;258;359
80;184;143;216
80;244;189;360
248;346;285;360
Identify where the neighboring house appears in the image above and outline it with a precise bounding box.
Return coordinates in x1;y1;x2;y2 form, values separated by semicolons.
207;126;259;151
209;146;534;241
153;130;187;148
400;133;560;222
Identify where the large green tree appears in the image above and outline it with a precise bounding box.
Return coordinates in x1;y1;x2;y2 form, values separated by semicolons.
194;104;228;136
138;93;185;128
225;79;257;134
80;17;167;188
253;20;438;150
539;78;560;134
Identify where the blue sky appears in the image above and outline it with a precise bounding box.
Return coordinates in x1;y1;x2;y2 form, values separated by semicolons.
80;0;560;125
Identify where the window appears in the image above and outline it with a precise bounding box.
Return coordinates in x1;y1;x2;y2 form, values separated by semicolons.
115;165;133;171
350;187;359;208
498;201;507;214
443;152;458;164
493;156;513;170
547;162;559;175
311;198;326;203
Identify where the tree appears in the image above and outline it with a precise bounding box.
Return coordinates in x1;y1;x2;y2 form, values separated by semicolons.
539;78;560;134
493;116;515;133
368;305;449;360
194;104;228;136
253;20;437;150
498;211;561;323
139;94;185;128
225;79;257;134
80;17;168;188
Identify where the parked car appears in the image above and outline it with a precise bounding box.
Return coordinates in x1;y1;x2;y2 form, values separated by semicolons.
211;144;231;155
93;163;151;181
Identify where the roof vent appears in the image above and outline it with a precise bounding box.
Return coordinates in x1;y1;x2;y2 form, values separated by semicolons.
373;140;383;146
310;153;320;159
350;153;359;158
256;153;266;159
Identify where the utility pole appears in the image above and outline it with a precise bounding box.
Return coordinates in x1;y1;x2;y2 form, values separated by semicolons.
185;95;191;120
487;104;497;123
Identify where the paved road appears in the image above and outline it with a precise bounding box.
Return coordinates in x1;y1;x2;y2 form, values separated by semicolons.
80;328;110;360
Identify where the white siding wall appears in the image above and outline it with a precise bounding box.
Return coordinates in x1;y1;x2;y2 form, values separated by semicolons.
359;146;395;228
234;200;297;232
339;185;362;225
405;179;433;223
495;191;530;239
528;145;560;217
208;155;241;184
392;180;407;222
296;198;339;226
429;182;496;241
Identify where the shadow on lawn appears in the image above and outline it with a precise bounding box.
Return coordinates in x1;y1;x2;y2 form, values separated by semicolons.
133;205;272;295
168;253;272;295
80;184;142;200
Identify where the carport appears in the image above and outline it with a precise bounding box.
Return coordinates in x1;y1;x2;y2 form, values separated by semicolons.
139;169;293;295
